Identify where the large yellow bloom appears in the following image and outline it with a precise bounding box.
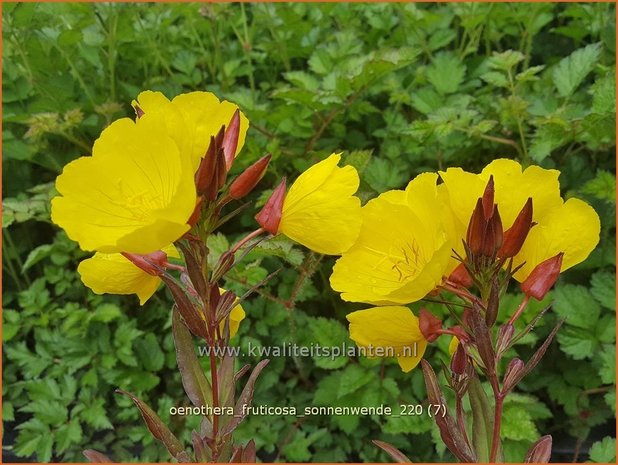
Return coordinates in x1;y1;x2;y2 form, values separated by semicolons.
78;245;180;305
439;158;600;280
278;153;362;255
347;306;428;372
51;115;197;254
133;91;249;171
330;172;455;305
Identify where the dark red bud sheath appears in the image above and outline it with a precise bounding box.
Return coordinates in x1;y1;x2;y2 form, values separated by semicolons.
229;154;272;200
521;252;564;300
222;109;241;170
466;198;486;255
205;146;228;201
255;179;286;235
450;342;467;375
187;196;204;227
195;136;217;195
496;323;515;356
449;263;474;288
524;435;552;463
122;250;168;276
481;205;503;257
499;197;533;258
502;357;525;393
450;325;470;343
419;308;442;342
482;175;495;220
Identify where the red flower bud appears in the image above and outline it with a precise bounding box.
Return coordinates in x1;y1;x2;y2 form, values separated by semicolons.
133;104;144;118
481;175;495;220
466;198;486;256
195;136;218;195
496;323;515;356
122;250;168;276
450;342;467;375
502;357;525;393
222;110;241;170
450;325;470;343
525;435;552;463
499;198;533;258
466;197;503;258
481;206;503;257
449;263;473;288
419;308;442;342
521;252;563;300
255;179;286;234
229;154;272;200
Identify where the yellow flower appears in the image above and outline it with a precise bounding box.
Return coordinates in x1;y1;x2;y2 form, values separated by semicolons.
226;301;246;338
347;306;428;372
51;115;197;254
278;153;362;255
330;173;455;305
78;245;180;305
133;90;249;171
439;158;600;280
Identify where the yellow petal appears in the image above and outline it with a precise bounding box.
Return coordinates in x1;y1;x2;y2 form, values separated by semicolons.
218;288;246;337
51;116;196;254
279;153;362;255
448;336;459;356
513;198;601;281
77;244;180;305
346;306;427;373
135;90;249;171
331;175;452;305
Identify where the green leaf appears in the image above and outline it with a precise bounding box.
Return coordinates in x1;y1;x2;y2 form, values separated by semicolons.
501;404;538;441
80;398;113;430
135;333;165;372
590;271;616;310
383;411;431;434
589;436;616;463
55;420;83;453
557;326;596;360
581;171;616;204
489;50;525;71
338;365;373;398
591;71;616;115
480;71;509;88
553;284;600;330
310;317;349;369
426;52;466;95
92;303;122;322
598;345;616;384
552;42;602;97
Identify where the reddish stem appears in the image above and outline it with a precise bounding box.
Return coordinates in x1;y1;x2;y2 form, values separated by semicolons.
456;396;471;451
490;391;505;462
209;340;220;457
229;227;265;254
507;294;530;326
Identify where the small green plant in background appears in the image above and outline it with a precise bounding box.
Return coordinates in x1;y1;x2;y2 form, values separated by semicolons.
3;2;615;462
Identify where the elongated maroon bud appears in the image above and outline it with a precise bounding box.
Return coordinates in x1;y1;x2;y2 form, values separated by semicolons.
466;198;486;255
521;252;563;300
229;154;272;200
502;358;525;393
482;175;495;220
450;342;467;375
481;205;503;257
195;136;217;195
500;198;534;258
187;196;204;227
255;179;286;234
133;104;144;119
419;308;442;342
485;278;500;327
449;263;473;288
222;110;241;170
496;323;514;356
525;435;552;463
122;250;168;276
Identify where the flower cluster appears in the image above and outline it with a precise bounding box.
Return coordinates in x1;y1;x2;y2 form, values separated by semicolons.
330;159;600;372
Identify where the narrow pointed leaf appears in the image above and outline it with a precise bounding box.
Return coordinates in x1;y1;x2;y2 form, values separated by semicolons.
83;449;113;463
468;377;493;462
372;440;412;463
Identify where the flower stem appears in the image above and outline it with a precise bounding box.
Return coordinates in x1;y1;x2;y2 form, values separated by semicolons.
507;294;530;326
209;343;220;456
229;228;265;254
489;391;505;462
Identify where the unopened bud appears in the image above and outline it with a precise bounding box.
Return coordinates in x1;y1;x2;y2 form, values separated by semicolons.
502;358;525;393
133;104;144;118
466;198;486;255
449;263;473;288
450;342;467;375
521;252;563;300
481;206;503;257
187;196;204;227
496;323;515;356
525;435;552;463
255;179;286;234
481;175;495;220
122;250;168;276
419;308;442;342
499;198;533;258
229;154;272;200
195;136;218;195
222;110;241;170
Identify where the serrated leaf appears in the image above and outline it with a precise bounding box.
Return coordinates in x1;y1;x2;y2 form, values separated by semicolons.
552;42;602;97
135;333;165;372
581;171;616;204
589;437;616;463
598;345;616;384
590;271;616;310
553;284;600;329
591;71;616;114
338;364;373;398
557;326;596;360
501;405;538;441
426;52;466;95
489;50;525;71
55;420;83;453
383;412;431;434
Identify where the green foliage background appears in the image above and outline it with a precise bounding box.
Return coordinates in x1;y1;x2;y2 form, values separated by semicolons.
2;2;616;463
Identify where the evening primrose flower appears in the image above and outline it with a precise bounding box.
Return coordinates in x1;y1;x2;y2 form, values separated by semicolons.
78;245;180;305
439;158;600;281
346;306;428;372
330;172;456;305
257;153;362;255
51;115;197;254
132;90;249;171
